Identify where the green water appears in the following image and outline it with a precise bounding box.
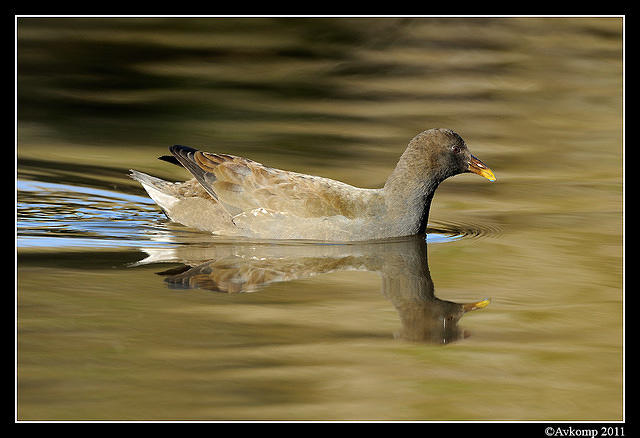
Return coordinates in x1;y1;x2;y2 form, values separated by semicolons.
17;17;623;421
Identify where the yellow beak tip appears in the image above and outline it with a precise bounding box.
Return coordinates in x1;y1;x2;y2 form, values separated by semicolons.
476;168;497;182
468;155;496;182
463;298;491;312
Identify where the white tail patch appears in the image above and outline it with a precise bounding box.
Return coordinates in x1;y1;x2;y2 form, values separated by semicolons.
129;170;179;212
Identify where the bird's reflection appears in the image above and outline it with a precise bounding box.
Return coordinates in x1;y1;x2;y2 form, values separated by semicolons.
137;235;488;344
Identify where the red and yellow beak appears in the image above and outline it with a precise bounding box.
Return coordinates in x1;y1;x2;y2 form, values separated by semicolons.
468;155;496;181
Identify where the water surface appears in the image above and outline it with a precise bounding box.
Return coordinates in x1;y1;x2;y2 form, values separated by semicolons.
17;17;623;421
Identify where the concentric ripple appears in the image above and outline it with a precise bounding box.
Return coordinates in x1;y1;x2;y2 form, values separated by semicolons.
426;219;502;243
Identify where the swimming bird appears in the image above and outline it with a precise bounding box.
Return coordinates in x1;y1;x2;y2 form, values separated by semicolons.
130;128;496;241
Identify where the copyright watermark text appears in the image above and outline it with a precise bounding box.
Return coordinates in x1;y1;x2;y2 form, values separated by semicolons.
545;427;625;437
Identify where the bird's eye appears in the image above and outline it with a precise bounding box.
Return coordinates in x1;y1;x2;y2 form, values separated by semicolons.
451;145;461;154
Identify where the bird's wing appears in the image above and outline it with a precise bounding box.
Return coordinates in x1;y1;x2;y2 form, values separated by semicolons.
169;145;372;218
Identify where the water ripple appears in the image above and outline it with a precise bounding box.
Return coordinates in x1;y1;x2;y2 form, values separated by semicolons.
427;219;503;243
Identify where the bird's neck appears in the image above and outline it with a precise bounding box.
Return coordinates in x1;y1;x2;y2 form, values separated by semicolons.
383;156;441;236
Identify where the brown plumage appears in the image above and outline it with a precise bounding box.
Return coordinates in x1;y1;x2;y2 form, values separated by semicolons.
130;128;496;241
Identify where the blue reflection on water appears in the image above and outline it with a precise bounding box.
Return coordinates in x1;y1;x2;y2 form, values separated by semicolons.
17;179;155;203
17;179;175;248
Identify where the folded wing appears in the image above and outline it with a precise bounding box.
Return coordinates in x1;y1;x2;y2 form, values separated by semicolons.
168;145;373;219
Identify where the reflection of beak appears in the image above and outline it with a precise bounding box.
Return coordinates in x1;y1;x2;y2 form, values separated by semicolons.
468;155;496;181
462;298;491;313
